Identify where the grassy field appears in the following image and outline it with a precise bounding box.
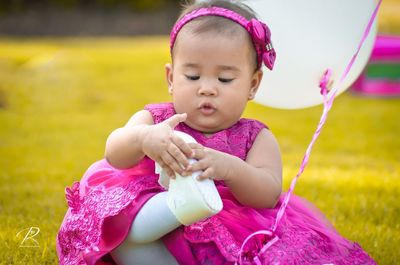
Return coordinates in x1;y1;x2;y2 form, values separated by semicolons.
0;37;399;264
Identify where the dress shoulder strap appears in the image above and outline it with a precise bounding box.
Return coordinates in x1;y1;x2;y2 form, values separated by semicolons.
144;102;176;124
240;118;269;157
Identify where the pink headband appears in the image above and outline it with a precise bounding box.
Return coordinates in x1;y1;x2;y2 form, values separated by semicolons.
170;6;276;70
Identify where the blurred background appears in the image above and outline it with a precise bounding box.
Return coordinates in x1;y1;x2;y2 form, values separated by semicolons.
0;0;399;35
0;0;399;264
0;0;180;36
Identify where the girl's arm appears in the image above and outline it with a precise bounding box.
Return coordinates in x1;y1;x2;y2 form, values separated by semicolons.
105;110;193;176
225;128;282;208
188;128;282;209
104;110;154;169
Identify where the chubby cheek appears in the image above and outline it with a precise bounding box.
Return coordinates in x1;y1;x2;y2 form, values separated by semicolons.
172;90;193;114
172;86;194;102
172;79;197;100
223;104;243;121
222;94;248;118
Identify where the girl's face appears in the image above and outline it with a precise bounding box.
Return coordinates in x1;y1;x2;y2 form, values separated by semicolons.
166;30;263;133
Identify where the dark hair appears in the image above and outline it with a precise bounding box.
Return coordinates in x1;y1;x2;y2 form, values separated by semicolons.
178;0;257;21
172;0;259;69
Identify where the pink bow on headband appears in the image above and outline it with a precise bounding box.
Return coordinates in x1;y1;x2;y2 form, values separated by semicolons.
248;18;276;70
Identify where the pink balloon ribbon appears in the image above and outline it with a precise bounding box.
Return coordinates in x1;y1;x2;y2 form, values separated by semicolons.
236;0;382;263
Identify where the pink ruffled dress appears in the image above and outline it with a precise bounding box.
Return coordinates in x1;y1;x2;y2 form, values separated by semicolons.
56;102;376;265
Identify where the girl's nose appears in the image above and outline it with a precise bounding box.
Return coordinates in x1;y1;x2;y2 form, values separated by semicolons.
198;80;217;96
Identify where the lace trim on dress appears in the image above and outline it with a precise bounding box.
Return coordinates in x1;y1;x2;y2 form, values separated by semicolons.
144;102;175;124
258;225;377;265
184;221;376;265
57;175;160;265
184;216;241;262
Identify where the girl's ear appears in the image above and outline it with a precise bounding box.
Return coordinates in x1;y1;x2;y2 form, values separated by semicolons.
248;69;263;100
165;63;173;94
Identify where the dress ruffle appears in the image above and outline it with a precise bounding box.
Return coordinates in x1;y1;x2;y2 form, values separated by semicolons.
56;158;164;265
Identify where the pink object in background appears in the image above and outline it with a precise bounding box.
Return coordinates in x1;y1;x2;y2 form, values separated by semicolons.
370;35;400;61
352;34;400;96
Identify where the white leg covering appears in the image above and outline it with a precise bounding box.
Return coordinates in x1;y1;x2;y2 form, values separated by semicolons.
127;191;181;244
110;192;180;265
110;239;178;265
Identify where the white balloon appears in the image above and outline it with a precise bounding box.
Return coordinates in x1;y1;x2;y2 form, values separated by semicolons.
247;0;377;109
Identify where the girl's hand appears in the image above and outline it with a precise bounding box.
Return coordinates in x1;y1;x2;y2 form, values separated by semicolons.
141;113;194;178
185;142;232;181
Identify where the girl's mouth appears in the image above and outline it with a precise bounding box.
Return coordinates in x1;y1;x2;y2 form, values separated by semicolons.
199;102;216;115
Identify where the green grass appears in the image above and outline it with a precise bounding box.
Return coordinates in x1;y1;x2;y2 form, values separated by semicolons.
0;37;399;264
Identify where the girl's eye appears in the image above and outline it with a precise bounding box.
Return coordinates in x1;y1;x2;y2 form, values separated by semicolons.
185;75;200;81
218;77;234;83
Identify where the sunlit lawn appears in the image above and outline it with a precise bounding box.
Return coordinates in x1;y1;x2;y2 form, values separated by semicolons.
0;37;399;264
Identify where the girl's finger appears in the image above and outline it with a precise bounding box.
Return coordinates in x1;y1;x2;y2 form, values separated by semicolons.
167;143;189;169
156;159;176;179
197;168;214;180
167;140;192;168
164;166;176;179
173;136;194;159
191;146;207;160
161;151;184;176
186;159;207;173
187;142;203;150
164;113;187;129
